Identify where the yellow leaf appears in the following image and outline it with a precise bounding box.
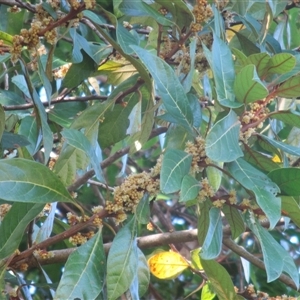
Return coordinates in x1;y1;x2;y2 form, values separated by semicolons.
226;24;245;42
272;154;282;163
147;251;189;280
97;60;125;71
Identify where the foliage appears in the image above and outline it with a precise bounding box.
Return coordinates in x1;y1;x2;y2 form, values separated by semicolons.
1;0;300;299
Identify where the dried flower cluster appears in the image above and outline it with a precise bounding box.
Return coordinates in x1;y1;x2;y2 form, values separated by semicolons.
106;172;160;224
191;0;213;32
0;204;11;220
185;136;211;173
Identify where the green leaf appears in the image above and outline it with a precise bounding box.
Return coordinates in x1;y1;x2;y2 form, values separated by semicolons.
18;116;38;155
197;201;211;245
0;30;13;45
200;258;239;300
191;248;203;270
201;283;216;300
228;158;280;229
205;110;243;162
244;147;279;173
136;248;150;297
160;149;192;194
0;203;44;260
258;134;300;157
268;168;300;196
135;192;150;224
200;207;223;260
1;131;30;149
119;0;173;26
270;110;300;128
54;231;106;300
222;205;245;239
131;46;194;132
12;73;53;163
107;218;138;300
116;22;140;55
98;97;138;149
0;106;4;142
61;128;104;182
246;213;299;287
62;51;96;89
243;53;270;77
0;158;72;203
206;163;223;192
211;35;238;108
281;196;300;227
276;75;300;98
155;0;194;29
267;53;296;74
234;64;268;103
179;174;200;203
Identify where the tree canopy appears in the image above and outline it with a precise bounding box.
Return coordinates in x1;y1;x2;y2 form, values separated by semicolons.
1;0;300;299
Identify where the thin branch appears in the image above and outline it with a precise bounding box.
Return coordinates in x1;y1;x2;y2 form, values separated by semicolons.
2;0;36;12
222;237;299;291
67;126;168;192
3;95;108;111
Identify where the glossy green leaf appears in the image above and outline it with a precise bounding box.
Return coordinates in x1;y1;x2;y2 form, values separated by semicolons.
54;231;106;300
205;110;243;162
228;158;280;229
179;174;200;203
281;196;300;228
131;46;194;132
0;30;13;45
107;218;138;300
160;149;192;194
135;192;150;224
18;116;38;155
246;213;299;287
197;201;211;245
116;22;140;55
211;35;238;107
0;106;4;142
200;258;239;300
234;65;268;103
200;207;223;260
0;159;72;203
270;110;300;128
259;134;300;157
267;53;296;74
222;205;245;239
268;168;300;196
276;75;300;98
0;203;44;260
37;56;52;103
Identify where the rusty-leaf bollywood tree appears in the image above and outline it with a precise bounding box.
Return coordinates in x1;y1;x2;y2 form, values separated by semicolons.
2;0;300;299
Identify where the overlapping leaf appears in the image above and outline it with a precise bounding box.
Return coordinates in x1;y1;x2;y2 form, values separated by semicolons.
160;149;192;194
234;64;268;103
131;46;194;132
205;110;243;162
228;158;280;229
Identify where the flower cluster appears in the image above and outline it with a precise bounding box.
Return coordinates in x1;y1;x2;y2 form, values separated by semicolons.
53;63;72;79
106;172;159;224
0;204;11;220
198;177;215;202
67;212;90;225
69;231;94;245
185;136;210;173
33;249;55;259
191;0;213;32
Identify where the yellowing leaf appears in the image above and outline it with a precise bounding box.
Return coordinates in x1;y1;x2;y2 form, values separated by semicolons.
147;251;189;280
98;60;125;71
272;154;282;163
226;24;245;42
